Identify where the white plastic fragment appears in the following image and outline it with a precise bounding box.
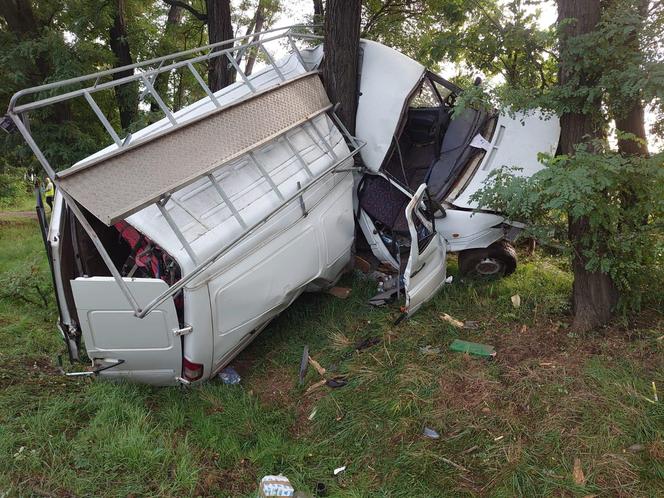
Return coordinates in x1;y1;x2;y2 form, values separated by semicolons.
511;294;521;308
333;465;346;476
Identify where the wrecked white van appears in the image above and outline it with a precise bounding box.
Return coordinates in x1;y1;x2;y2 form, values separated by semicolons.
7;27;559;385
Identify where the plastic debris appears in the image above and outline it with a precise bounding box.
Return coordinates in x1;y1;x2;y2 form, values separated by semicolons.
327;286;351;299
449;339;496;358
326;377;347;388
308;407;317;421
445;275;454;284
333;466;346;476
463;320;479;330
218;367;241;384
511;294;521;308
419;345;441;355
422;427;441;439
259;475;295;497
440;313;464;328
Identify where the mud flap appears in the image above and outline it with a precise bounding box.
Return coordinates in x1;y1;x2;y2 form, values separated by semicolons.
403;184;448;316
71;277;182;385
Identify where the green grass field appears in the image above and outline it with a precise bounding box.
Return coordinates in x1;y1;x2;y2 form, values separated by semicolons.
0;216;662;497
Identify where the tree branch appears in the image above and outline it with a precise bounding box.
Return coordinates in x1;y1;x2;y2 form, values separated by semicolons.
162;0;206;21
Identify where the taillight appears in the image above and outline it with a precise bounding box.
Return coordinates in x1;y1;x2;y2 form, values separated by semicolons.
182;357;204;381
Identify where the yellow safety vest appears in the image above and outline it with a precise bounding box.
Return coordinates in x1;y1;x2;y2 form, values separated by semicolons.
45;181;55;197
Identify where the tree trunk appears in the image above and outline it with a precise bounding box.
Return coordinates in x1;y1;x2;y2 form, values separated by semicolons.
557;0;618;331
207;0;235;92
243;1;266;77
151;4;183;112
322;0;361;134
614;0;649;158
109;0;138;130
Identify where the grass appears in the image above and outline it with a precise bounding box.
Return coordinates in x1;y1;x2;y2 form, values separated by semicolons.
0;217;662;497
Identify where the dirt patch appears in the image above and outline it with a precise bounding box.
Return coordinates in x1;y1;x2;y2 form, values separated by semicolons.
0;210;37;219
434;355;502;413
0;354;66;391
249;365;295;409
195;454;258;497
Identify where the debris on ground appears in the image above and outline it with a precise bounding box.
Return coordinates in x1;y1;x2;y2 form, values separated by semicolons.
327;286;352;299
572;458;585;485
368;287;399;307
652;381;658;402
218;366;241;384
325;377;348;388
314;482;327;496
445;275;454;284
333;466;346;476
308;356;327;377
511;294;521;308
258;475;295;497
463;320;479;330
355;336;380;351
440;313;465;329
308;407;317;421
627;444;645;453
354;254;373;273
449;339;496;358
422;427;441;439
419;345;441;355
299;345;310;385
305;379;327;396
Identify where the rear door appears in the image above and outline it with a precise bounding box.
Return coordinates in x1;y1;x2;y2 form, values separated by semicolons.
402;184;448;315
71;277;182;385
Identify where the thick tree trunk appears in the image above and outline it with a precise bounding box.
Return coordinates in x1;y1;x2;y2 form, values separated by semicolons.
151;4;183;112
207;0;235;92
109;0;138;130
244;1;266;76
614;0;649;158
322;0;361;134
557;0;618;331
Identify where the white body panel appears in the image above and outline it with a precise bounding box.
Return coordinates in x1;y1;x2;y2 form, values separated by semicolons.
403;184;448;315
355;40;425;172
71;278;182;385
452;111;560;208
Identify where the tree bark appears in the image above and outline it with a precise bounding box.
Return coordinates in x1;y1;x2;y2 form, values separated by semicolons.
322;0;361;134
151;3;183;112
243;1;266;76
614;0;649;158
109;0;138;130
207;0;235;92
557;0;618;331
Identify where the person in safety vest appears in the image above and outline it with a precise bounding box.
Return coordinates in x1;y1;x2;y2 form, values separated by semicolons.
44;177;55;210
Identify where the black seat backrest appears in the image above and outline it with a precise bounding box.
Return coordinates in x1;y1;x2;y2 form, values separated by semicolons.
425;108;487;202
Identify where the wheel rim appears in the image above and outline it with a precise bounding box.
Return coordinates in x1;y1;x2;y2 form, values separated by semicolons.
475;257;504;276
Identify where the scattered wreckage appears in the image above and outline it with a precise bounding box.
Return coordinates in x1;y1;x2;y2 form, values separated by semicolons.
6;26;559;385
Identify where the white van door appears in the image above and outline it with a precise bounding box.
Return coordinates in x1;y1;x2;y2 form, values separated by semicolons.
402;184;448;316
71;277;182;385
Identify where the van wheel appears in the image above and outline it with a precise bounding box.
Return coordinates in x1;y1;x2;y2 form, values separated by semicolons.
458;240;517;278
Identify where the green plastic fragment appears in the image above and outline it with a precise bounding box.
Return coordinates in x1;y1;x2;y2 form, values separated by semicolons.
449;339;496;358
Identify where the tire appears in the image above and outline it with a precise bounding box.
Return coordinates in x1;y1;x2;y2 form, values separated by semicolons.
458;240;517;279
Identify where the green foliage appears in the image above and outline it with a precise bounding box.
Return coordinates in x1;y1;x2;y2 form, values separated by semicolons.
472;144;664;311
0;256;50;307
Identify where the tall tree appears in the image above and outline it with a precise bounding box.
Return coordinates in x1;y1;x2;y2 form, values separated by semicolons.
323;0;361;133
109;0;138;130
162;0;235;91
151;3;184;112
557;0;618;330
